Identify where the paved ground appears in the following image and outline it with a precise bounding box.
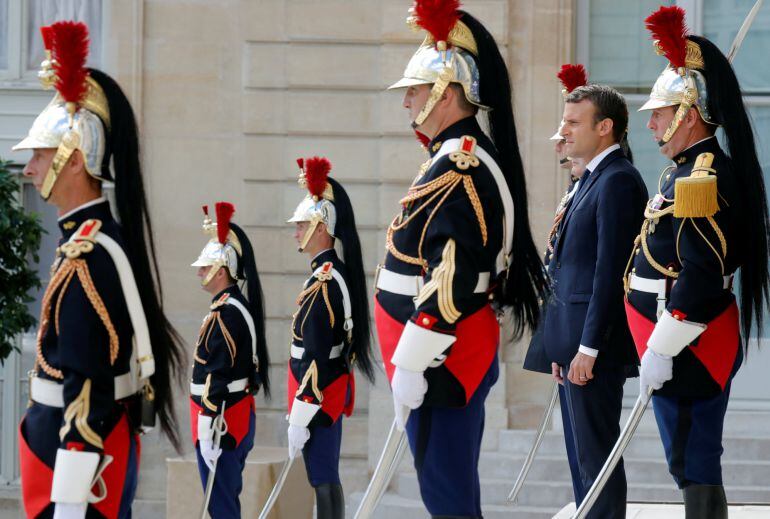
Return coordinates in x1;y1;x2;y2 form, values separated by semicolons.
554;503;770;518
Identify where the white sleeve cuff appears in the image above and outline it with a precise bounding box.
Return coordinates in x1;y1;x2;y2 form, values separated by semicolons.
391;320;456;372
289;399;321;427
51;449;100;504
197;414;214;441
647;310;706;357
578;345;599;358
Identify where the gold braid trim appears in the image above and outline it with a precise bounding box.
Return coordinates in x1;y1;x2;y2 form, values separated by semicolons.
296;280;322;306
293;286;322;339
417;178;462;269
215;313;237;367
74;260;119;365
196;313;215;345
296;360;323;403
462;175;487;246
36;260;77;379
706;216;728;258
689;218;725;275
59;379;104;449
194;313;215;364
415;239;462;323
387;171;465;270
641;219;680;279
201;374;218;412
321;283;335;328
623;235;641;294
36;258;119;379
54;267;77;336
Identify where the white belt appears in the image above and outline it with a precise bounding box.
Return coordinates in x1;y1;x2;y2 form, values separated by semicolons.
290;343;344;360
189;378;248;396
375;266;490;297
629;273;732;318
30;374;138;408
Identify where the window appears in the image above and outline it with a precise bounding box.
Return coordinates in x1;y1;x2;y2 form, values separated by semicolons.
0;0;102;82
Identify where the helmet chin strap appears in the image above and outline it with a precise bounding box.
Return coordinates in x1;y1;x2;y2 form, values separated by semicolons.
413;68;454;127
297;217;322;253
201;260;224;286
658;76;698;147
40;130;81;200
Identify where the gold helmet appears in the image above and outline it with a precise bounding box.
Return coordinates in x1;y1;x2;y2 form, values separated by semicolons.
387;0;488;127
12;22;111;200
287;157;336;252
637;6;714;145
191;202;243;286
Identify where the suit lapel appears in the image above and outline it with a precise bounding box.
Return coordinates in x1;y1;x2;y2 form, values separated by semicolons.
554;149;623;255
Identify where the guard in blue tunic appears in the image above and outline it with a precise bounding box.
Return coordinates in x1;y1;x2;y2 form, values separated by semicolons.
377;3;548;516
286;157;375;519
14;21;183;519
190;202;270;518
626;7;770;518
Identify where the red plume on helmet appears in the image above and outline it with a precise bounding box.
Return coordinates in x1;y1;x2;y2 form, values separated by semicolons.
645;5;689;69
411;0;462;48
40;26;55;51
215;202;235;245
50;21;90;104
304;156;332;200
557;64;588;94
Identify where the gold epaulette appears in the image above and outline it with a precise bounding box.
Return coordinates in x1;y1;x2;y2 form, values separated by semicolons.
674;152;719;218
59;219;102;259
210;292;230;310
314;262;334;281
448;135;480;171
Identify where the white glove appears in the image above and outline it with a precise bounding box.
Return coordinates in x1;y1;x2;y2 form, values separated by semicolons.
199;438;222;472
53;503;87;519
287;424;310;459
391;367;427;431
640;349;673;393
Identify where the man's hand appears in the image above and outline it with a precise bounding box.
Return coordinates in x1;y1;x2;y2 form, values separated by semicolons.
567;352;596;386
391;367;427;431
287;424;311;459
199;438;222;472
639;349;673;393
551;362;564;385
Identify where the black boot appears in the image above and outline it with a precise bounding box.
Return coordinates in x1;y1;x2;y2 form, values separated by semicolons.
683;484;727;519
315;483;344;519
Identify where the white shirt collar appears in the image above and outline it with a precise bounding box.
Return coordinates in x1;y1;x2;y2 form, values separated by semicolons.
584;143;621;174
57;196;108;222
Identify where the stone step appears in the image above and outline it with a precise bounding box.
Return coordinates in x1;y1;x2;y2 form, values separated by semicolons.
392;473;770;508
548;407;770;438
478;451;770;487
346;492;558;519
498;429;770;461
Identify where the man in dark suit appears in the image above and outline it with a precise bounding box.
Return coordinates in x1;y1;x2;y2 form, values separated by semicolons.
541;84;647;518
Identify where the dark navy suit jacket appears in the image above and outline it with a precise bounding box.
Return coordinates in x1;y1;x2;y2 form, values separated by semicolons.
541;148;647;369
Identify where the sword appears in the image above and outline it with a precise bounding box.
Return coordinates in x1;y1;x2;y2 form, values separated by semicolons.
570;385;654;519
257;456;295;519
199;402;228;519
507;381;559;504
727;0;764;63
354;416;409;519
